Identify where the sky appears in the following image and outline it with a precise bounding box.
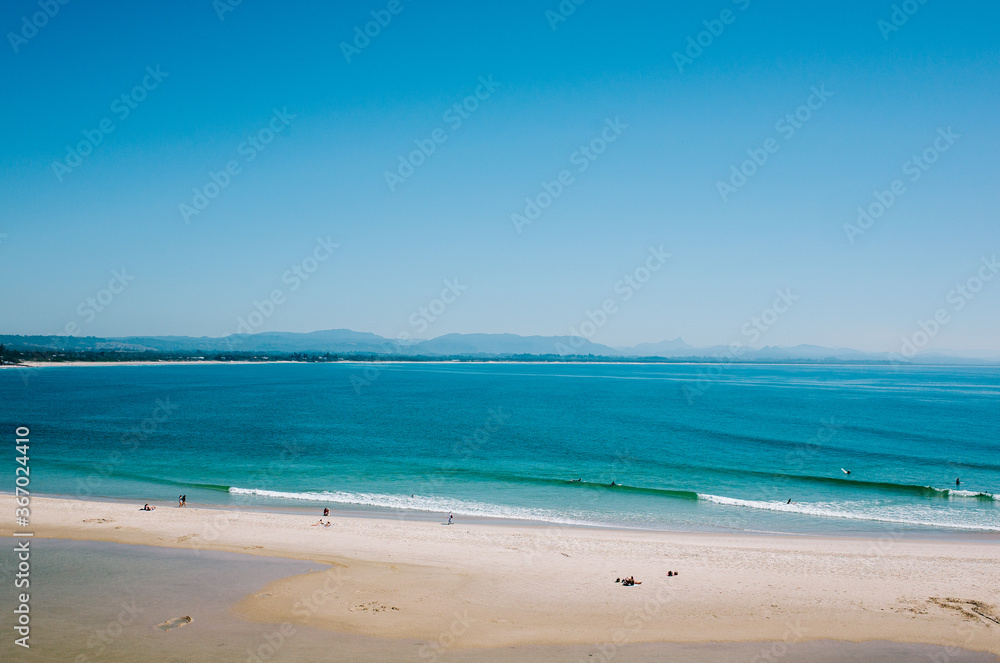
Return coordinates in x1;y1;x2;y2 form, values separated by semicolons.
2;0;998;352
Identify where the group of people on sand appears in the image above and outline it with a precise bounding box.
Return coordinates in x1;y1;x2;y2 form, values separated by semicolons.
312;508;333;527
141;495;187;510
616;570;679;586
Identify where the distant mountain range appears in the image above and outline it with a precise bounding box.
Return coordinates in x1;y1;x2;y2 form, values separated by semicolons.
3;330;999;364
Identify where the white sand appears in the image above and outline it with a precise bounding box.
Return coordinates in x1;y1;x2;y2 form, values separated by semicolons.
3;495;998;653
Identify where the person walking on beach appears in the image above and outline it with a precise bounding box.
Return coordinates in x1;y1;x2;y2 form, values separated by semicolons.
448;513;453;525
180;494;186;508
178;495;183;507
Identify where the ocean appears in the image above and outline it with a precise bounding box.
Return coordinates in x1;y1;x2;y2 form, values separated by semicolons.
3;362;998;537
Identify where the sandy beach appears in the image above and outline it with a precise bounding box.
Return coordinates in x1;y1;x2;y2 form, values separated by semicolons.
3;495;998;656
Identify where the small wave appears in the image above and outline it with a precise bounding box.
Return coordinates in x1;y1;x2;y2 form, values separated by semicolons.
944;489;995;500
697;494;1000;531
431;468;700;500
229;487;597;525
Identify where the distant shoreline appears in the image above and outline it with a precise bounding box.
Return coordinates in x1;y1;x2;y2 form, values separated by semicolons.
0;358;934;368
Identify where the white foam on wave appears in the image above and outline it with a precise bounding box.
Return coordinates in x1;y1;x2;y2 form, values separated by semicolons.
228;486;999;533
698;494;1000;532
946;489;995;499
229;487;597;526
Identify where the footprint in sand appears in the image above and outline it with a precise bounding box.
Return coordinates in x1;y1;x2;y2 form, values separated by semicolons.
156;616;192;631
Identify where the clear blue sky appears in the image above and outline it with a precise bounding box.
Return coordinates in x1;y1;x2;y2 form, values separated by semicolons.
2;0;998;352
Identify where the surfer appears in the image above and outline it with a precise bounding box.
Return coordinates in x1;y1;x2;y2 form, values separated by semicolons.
841;468;851;475
956;478;961;486
610;481;616;487
571;478;582;482
786;499;792;504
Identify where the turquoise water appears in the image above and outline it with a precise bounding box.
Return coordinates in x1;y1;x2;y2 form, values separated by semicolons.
3;362;998;536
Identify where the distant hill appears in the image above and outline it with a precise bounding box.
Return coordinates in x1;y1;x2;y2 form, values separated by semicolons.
410;333;619;356
2;330;998;364
621;338;696;356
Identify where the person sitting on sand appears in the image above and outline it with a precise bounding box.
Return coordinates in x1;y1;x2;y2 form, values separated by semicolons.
324;521;332;528
448;513;454;525
668;571;673;576
141;504;154;511
323;508;330;516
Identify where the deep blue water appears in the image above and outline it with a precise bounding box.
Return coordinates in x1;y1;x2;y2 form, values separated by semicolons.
3;362;999;536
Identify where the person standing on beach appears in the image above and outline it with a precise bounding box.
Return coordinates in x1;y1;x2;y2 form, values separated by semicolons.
448;513;453;525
